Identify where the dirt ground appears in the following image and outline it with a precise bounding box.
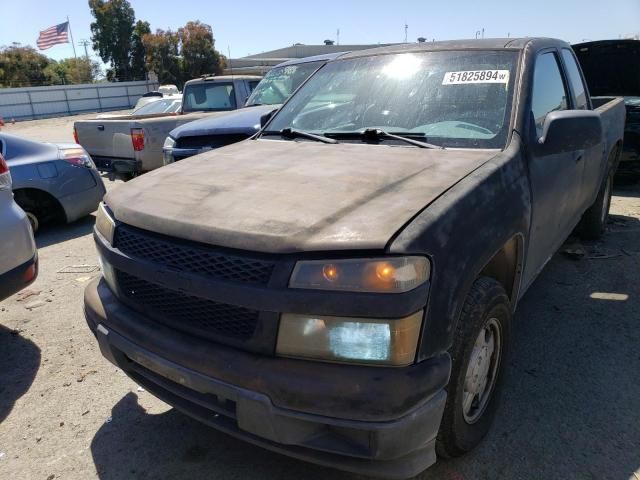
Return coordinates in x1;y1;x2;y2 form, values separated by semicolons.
0;116;639;480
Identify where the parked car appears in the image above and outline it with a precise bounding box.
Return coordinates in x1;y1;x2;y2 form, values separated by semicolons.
133;85;179;110
1;133;106;233
95;96;183;120
163;53;346;164
0;152;37;302
574;39;640;180
74;75;262;179
85;39;624;479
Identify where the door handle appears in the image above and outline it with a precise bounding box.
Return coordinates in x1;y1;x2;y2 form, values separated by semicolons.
97;125;104;131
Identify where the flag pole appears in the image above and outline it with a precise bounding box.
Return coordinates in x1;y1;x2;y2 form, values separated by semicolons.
67;16;77;58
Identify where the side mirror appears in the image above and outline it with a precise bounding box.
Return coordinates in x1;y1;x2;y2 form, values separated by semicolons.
537;110;602;156
260;108;278;128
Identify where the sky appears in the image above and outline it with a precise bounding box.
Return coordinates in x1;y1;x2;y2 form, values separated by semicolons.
2;0;639;65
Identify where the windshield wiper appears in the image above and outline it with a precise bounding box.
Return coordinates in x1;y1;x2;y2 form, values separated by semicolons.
264;127;338;144
326;128;444;149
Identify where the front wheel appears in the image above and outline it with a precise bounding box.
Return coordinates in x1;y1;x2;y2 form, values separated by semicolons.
436;277;511;458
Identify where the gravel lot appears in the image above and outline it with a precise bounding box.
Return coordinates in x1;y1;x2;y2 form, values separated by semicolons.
1;116;639;480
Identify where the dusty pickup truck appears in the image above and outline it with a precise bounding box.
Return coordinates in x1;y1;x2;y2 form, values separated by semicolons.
74;75;261;179
85;38;624;478
574;39;640;179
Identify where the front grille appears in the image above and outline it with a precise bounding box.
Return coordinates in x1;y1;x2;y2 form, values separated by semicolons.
176;133;250;149
114;224;275;285
117;270;260;341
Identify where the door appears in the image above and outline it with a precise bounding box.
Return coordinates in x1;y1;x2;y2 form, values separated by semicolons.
560;48;604;208
523;51;585;286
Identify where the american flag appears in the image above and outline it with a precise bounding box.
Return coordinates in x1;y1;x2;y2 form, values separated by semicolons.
36;22;69;50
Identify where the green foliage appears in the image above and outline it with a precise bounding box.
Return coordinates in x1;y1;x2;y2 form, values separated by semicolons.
143;21;226;87
0;45;51;87
0;45;102;87
178;21;226;79
88;0;138;80
142;29;181;85
131;20;151;80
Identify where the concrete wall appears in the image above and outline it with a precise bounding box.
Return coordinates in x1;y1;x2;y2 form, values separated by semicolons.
0;80;159;121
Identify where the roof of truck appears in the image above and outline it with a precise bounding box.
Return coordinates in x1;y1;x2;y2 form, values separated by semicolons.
337;38;570;59
276;52;349;67
184;75;262;85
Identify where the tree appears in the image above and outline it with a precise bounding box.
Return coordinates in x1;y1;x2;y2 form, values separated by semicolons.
142;29;181;85
131;20;150;80
178;21;225;79
0;45;52;87
88;0;136;80
48;58;102;84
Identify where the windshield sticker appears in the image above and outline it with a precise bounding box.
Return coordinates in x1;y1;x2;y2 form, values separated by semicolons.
442;70;510;85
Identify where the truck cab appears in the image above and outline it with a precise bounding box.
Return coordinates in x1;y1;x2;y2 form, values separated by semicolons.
85;38;624;478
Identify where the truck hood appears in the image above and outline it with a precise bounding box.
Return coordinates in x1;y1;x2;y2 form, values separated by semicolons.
573;40;640;97
106;140;497;253
170;105;279;139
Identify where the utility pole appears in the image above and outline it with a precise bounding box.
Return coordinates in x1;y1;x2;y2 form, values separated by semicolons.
79;39;90;59
404;23;408;43
337;28;340;46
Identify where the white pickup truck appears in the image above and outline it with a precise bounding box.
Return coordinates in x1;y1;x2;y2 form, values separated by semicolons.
74;75;261;179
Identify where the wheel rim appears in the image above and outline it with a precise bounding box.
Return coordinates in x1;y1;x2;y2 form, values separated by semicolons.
462;317;502;424
26;212;39;233
601;175;612;225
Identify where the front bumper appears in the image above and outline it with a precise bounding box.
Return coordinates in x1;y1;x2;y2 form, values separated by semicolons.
84;278;449;479
92;156;142;178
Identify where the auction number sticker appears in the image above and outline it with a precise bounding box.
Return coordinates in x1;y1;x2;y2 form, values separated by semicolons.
442;70;510;85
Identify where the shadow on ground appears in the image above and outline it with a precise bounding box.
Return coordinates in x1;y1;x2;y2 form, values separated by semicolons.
90;393;360;480
36;214;96;249
90;215;640;480
0;324;41;423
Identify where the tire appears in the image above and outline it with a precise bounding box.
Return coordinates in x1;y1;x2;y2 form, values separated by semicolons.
436;276;511;458
25;211;40;233
579;170;613;240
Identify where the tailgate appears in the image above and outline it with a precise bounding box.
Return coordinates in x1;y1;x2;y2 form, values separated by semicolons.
75;120;135;159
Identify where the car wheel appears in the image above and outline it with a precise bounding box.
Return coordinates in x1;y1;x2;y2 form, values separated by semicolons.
436;276;511;458
25;211;40;233
579;170;613;240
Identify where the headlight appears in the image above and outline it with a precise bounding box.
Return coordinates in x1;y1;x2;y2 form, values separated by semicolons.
163;136;176;149
289;257;430;293
276;311;423;366
97;251;119;295
95;202;115;244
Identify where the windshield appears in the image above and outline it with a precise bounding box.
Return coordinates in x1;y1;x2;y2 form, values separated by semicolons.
266;51;518;148
183;82;236;112
133;98;182;115
625;96;640;107
246;61;325;106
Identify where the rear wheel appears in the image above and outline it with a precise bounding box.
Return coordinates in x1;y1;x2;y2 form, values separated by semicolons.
13;189;65;234
436;277;511;458
579;170;613;240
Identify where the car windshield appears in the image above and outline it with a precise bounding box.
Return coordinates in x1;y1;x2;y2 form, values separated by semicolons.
182;82;236;112
246;61;325;106
624;96;640;107
133;98;182;115
266;50;519;148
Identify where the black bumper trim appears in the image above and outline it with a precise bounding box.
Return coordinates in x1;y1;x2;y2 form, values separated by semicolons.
0;254;38;302
93;319;446;479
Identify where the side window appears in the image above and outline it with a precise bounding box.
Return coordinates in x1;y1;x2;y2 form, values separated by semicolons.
561;49;588;110
248;81;260;92
531;52;569;138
